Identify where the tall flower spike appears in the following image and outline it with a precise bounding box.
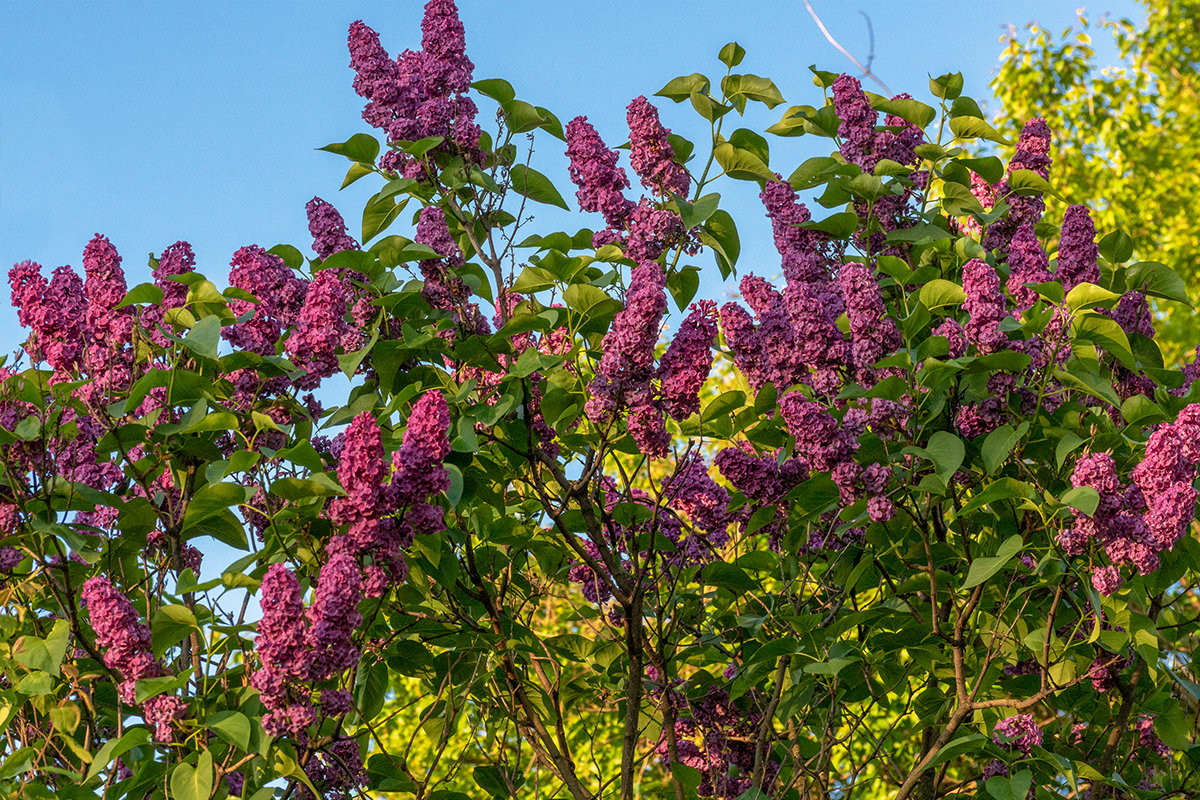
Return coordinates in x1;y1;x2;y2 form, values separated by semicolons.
1006;222;1051;310
832;74;877;171
626;96;690;198
392;390;451;505
1056;205;1099;291
154;241;195;309
420;0;473;96
565;117;635;232
657;300;718;420
306;198;360;260
328;413;389;525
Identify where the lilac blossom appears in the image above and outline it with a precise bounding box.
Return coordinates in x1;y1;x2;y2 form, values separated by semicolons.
839;263;901;380
391;390;451;505
832;74;877;171
1006;223;1051;310
657;300;718;420
1055;205;1099;291
286;271;360;389
565;116;634;231
718;302;771;392
585;261;666;424
992;713;1042;756
306;197;361;260
962;258;1011;353
626;96;690;197
306;553;363;681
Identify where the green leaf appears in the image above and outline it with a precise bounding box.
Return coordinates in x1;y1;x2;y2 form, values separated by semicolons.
919;279;966;309
866;92;936;128
1061;486;1100;517
948;116;1009;145
702;390;746;423
318;133;380;164
929;72;964;100
955;156;1004;184
675;192;720;230
949;96;985;119
341;160;374;189
962;534;1024;589
117;282;165;309
926;431;965;484
1099;229;1134;263
509;164;569;211
723;73;785;109
1065;282;1121;312
1125;261;1191;305
981;422;1026;474
699;210;740;278
86;727;150;781
271;473;345;501
170;751;213;800
182;482;253;530
713;141;773;181
656;73;710;102
16;671;53;696
208;710;251;751
1075;312;1137;370
800;211;859;238
718;42;745;68
362;192;408;244
1008;168;1052;195
701;561;757;592
182;315;221;360
472;78;515;104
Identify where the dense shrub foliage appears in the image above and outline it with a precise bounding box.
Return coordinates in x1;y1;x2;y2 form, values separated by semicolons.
2;2;1200;799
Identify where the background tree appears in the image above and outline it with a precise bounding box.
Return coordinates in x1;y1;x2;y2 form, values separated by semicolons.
990;0;1200;357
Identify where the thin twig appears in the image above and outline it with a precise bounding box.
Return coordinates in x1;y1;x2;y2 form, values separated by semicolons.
802;0;893;95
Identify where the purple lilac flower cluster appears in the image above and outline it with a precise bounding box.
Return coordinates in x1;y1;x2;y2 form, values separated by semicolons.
1059;410;1200;595
81;577;187;741
565;97;694;256
983;118;1052;255
627;96;690;198
651;678;779;798
992;713;1043;756
1055;205;1099;291
414;206;488;333
285;271;363;389
347;0;480;178
714;444;808;550
306;197;361;261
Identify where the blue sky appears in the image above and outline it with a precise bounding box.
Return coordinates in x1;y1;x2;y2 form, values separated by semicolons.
0;1;1142;352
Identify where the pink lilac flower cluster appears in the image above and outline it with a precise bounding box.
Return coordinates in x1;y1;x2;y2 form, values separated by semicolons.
992;713;1043;756
564;117;635;234
983;118;1052;255
347;0;480;178
140;241;197;347
225;245;309;356
656;300;719;420
564;98;694;255
585;261;669;455
626;96;690;198
661;454;733;563
414;206;488;333
306;197;361;261
326;394;450;596
1055;205;1099;291
303;738;368;800
1136;714;1171;759
715;443;809;550
1005;223;1051;310
650;678;779;798
1059;411;1200;595
830;77;927;247
81;577;187;741
720;178;852;396
285;271;362;389
840;263;902;383
251;565;317;739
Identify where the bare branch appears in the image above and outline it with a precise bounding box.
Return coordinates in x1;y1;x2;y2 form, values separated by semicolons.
802;0;893;95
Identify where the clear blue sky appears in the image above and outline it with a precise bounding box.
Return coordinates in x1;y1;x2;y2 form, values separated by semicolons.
0;1;1142;352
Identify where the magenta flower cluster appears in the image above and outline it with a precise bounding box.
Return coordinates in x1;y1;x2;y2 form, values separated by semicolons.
992;713;1043;756
564;96;693;257
1060;408;1200;595
348;0;480;177
81;577;187;742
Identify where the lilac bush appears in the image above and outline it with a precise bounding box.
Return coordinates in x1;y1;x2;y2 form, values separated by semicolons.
2;2;1200;799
